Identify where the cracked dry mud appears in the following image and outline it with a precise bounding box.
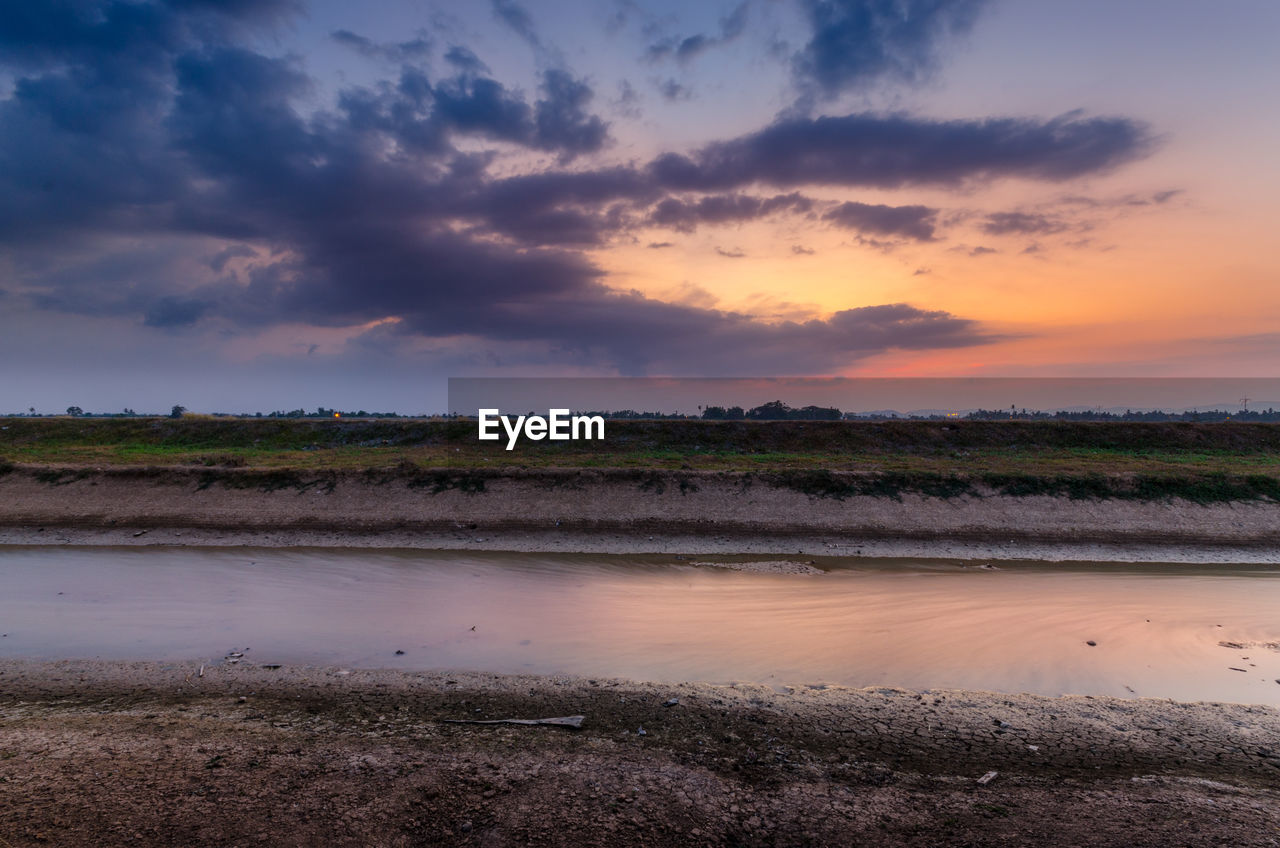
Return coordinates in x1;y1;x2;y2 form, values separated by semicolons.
1;660;1278;846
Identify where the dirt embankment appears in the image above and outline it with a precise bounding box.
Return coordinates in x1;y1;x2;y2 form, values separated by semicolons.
2;465;1279;555
1;659;1278;847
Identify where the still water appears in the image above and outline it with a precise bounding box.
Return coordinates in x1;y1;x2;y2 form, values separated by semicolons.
2;546;1278;705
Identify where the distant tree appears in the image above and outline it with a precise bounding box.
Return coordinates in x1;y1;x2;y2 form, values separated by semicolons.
169;405;187;419
747;400;791;420
702;405;747;420
66;406;84;416
797;405;842;420
28;407;35;416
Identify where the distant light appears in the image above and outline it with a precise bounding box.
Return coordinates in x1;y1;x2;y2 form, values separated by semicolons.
334;412;340;418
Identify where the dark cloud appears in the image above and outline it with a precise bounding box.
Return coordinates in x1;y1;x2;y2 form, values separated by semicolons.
207;244;256;271
715;247;746;258
792;245;816;255
171;48;315;180
969;246;996;256
656;78;692;101
980;211;1068;235
479;300;991;375
144;295;210;327
533;69;610;160
334;64;609;160
824;200;937;240
0;0;295;71
646;2;749;64
443;45;489;75
674;34;712;62
330;29;431;63
648;111;1154;191
4;0;1150;377
793;0;989;98
720;2;750;40
649;192;812;232
611;79;643;120
461;167;656;245
644;40;675;63
491;0;540;48
648;241;674;248
0;1;301;242
852;235;899;252
1060;189;1183;209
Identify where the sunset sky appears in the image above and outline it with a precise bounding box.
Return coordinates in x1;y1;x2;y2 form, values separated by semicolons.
2;0;1277;412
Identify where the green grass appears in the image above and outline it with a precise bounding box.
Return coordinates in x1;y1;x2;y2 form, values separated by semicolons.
3;417;1280;503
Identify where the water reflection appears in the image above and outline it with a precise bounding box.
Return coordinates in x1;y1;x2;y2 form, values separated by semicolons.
1;547;1277;705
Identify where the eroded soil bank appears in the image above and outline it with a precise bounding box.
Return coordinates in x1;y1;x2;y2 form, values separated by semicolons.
1;660;1278;847
2;466;1280;560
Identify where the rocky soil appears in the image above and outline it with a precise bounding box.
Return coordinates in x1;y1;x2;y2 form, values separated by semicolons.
2;660;1278;847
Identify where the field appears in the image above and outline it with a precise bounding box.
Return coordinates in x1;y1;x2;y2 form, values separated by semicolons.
4;416;1280;504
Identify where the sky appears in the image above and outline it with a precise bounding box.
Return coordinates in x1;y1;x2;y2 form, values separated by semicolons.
1;0;1277;413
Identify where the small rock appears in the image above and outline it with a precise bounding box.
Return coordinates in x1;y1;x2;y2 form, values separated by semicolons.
394;650;405;655
459;821;473;833
637;726;647;736
1086;640;1097;647
663;698;679;708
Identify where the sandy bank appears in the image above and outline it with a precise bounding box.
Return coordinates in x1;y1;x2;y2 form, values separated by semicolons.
2;465;1279;561
1;659;1278;846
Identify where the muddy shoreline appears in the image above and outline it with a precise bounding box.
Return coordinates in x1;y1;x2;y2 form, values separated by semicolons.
1;659;1278;847
2;465;1280;561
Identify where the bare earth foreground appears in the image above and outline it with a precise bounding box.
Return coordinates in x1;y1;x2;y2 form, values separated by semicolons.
1;660;1279;847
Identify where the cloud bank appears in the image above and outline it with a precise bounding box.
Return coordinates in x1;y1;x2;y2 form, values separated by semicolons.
0;0;1158;377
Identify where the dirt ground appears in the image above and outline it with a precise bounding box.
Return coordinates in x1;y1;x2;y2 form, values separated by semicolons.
3;465;1280;562
2;660;1278;847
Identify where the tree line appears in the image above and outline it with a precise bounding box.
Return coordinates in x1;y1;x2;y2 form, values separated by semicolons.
21;401;1280;422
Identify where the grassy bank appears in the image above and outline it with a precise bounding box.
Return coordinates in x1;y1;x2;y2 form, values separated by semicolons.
2;418;1280;504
